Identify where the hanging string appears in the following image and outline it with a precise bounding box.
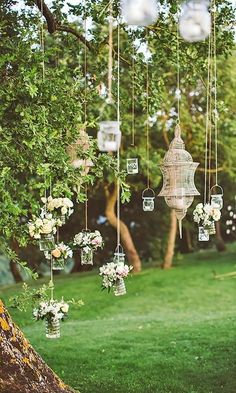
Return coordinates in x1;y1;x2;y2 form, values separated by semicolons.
176;24;180;125
204;34;212;205
40;0;45;81
146;31;150;189
116;16;121;249
131;35;135;147
213;1;218;186
83;0;89;230
108;0;113;103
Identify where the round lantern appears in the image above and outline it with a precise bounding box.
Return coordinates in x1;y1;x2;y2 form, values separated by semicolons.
97;121;121;152
179;0;211;43
210;185;223;210
158;124;200;238
121;0;159;26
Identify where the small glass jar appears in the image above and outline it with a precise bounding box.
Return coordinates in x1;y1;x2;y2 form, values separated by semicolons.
52;257;65;271
39;234;55;252
142;188;155;212
81;248;94;265
113;245;126;264
45;318;60;339
198;226;209;242
127;158;139;174
97;121;121;152
114;278;127;296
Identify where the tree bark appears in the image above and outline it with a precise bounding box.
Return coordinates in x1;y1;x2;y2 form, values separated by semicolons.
162;210;177;269
215;221;227;252
9;260;23;283
0;300;76;393
104;184;142;273
185;226;193;253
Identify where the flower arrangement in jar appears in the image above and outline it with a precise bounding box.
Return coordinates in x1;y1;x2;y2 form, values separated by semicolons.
41;196;74;225
45;242;73;271
33;299;69;339
193;203;221;240
99;262;133;296
28;213;57;251
73;230;103;265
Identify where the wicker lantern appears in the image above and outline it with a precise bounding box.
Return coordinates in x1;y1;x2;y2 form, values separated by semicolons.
158;125;200;238
97;121;121;152
121;0;159;26
179;0;211;43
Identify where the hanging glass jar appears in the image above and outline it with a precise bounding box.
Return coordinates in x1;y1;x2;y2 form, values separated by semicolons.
127;158;139;174
198;226;209;242
121;0;159;26
210;185;224;210
97;121;121;152
81;248;94;265
114;278;127;296
45;318;60;339
179;0;211;43
39;234;55;252
142;188;155;212
113;245;126;264
205;221;216;235
52;257;65;271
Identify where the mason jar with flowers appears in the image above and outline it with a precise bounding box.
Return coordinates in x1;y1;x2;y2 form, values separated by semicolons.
28;213;57;251
45;242;73;271
33;299;69;339
41;196;74;225
73;230;103;265
99;262;133;296
193;203;221;241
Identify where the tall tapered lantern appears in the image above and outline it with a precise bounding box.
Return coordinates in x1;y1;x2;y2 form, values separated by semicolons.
158;125;200;238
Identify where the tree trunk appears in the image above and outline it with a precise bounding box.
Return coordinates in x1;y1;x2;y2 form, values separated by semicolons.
0;300;76;393
215;221;227;252
9;260;23;283
162;210;177;269
185;226;193;253
104;184;142;273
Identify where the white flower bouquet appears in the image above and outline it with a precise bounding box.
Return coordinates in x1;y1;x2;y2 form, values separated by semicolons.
28;213;57;240
73;230;103;252
41;196;74;224
99;262;133;293
193;203;221;227
45;242;73;270
33;299;69;322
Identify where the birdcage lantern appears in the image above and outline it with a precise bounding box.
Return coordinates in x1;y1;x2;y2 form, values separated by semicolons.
113;245;126;264
121;0;159;26
179;0;211;42
142;188;155;212
210;185;223;210
97;121;121;152
158;124;200;238
127;158;139;174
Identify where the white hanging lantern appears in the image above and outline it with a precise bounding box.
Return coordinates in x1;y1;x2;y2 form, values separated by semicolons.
198;226;209;241
142;188;155;212
97;121;121;152
113;245;126;264
210;185;223;210
121;0;159;26
179;0;211;43
127;158;139;174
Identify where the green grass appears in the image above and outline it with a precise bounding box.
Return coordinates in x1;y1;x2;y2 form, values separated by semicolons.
1;247;236;393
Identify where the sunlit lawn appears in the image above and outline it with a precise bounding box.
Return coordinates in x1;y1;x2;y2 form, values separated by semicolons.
1;246;236;393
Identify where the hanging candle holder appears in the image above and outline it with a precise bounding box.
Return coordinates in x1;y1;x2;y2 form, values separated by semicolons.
127;158;139;175
97;121;121;152
158;125;200;238
121;0;159;26
198;226;210;242
39;234;55;252
142;188;155;212
205;221;216;235
45;318;60;339
179;0;211;42
114;278;127;297
113;244;126;264
52;257;65;271
81;247;94;265
210;185;224;210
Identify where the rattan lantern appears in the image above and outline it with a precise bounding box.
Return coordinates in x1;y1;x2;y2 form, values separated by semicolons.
158;125;200;238
179;0;211;43
121;0;159;26
97;121;121;152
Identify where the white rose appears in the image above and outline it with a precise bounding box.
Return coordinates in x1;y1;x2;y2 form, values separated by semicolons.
41;223;53;234
61;206;68;215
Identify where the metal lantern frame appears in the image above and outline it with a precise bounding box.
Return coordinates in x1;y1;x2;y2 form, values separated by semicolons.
142;188;155;212
97;121;121;152
127;158;139;175
210;184;224;210
113;244;126;264
158;125;200;238
179;0;211;43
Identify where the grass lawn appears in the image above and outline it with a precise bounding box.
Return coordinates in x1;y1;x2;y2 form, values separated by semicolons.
1;247;236;393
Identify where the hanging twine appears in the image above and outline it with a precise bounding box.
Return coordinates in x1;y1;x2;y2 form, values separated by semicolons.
213;1;218;186
204;34;212;205
116;17;121;248
40;0;45;81
83;0;89;231
108;0;113;103
176;24;180;125
146;58;150;189
131;36;135;147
